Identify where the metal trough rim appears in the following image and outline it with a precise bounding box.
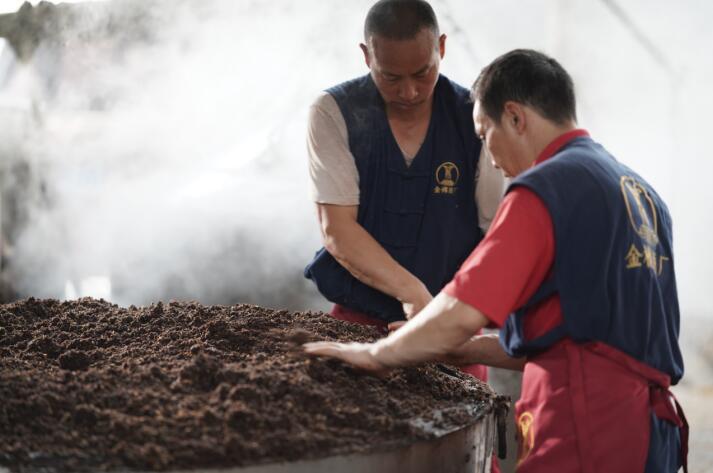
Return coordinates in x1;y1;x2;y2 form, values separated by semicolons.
134;411;497;473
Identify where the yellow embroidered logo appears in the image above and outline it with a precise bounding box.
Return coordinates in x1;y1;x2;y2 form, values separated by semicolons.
620;176;669;275
433;162;459;195
517;411;535;465
620;176;659;246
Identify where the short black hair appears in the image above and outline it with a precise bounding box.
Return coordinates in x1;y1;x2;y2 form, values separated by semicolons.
472;49;577;125
364;0;439;42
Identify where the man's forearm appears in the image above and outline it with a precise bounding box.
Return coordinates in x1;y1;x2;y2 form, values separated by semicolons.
301;294;517;375
370;293;490;366
444;334;525;371
322;213;428;303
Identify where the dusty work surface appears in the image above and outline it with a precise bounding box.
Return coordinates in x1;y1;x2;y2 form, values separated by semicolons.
0;298;497;472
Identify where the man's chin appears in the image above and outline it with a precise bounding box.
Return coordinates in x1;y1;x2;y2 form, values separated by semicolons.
391;100;425;110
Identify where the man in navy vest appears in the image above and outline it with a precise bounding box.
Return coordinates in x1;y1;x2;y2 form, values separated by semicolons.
305;49;687;472
304;0;505;382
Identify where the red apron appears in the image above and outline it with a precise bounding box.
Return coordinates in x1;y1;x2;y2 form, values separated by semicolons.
515;339;687;473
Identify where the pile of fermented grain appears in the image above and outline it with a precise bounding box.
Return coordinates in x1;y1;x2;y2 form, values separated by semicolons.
0;298;496;472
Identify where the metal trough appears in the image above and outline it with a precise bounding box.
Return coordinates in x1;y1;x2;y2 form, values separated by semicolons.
0;409;496;473
135;408;498;473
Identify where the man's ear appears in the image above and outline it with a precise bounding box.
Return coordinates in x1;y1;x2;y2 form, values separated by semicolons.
503;101;526;134
360;43;371;68
438;34;447;59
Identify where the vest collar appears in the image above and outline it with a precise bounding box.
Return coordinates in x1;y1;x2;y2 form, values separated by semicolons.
535;129;590;165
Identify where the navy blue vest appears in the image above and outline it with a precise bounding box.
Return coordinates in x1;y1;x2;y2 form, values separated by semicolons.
500;136;684;384
304;74;483;322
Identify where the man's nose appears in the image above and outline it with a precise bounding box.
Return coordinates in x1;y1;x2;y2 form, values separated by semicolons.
398;80;418;101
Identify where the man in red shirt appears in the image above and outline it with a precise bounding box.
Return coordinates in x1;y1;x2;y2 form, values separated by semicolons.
305;49;686;472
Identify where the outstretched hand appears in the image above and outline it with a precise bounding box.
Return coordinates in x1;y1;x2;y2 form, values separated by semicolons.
303;341;391;375
304;294;498;375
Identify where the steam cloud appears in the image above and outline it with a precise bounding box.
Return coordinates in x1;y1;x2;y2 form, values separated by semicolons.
0;0;377;310
0;0;711;321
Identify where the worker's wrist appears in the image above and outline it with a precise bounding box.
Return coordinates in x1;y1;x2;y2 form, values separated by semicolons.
395;277;428;304
369;332;435;368
369;338;408;369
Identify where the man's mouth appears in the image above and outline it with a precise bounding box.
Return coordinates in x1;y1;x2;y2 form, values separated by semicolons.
394;101;422;109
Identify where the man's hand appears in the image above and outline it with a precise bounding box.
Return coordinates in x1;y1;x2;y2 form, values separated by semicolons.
303;341;390;375
387;320;407;332
399;281;433;319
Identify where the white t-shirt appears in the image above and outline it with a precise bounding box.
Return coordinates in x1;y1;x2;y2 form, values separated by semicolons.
307;92;507;233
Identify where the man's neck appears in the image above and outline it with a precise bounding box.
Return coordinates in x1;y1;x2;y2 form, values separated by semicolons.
529;121;578;165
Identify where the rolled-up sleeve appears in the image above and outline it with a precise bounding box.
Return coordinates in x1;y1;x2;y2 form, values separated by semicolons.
475;147;508;233
307;93;360;206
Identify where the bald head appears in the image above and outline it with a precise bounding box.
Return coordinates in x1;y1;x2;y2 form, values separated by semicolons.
364;0;440;43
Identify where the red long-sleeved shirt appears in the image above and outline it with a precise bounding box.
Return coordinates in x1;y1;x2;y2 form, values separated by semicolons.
444;130;590;340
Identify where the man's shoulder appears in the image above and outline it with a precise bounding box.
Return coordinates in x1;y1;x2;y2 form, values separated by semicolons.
511;139;619;202
438;75;473;106
321;75;381;130
545;138;617;177
313;76;377;118
325;75;374;101
311;91;340;114
436;75;475;130
516;150;590;186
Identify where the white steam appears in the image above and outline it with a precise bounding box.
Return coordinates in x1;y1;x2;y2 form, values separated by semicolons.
0;0;711;320
0;0;375;309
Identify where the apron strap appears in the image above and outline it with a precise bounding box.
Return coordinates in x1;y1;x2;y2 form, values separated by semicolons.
650;387;689;473
675;396;689;473
586;342;687;473
565;342;597;473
